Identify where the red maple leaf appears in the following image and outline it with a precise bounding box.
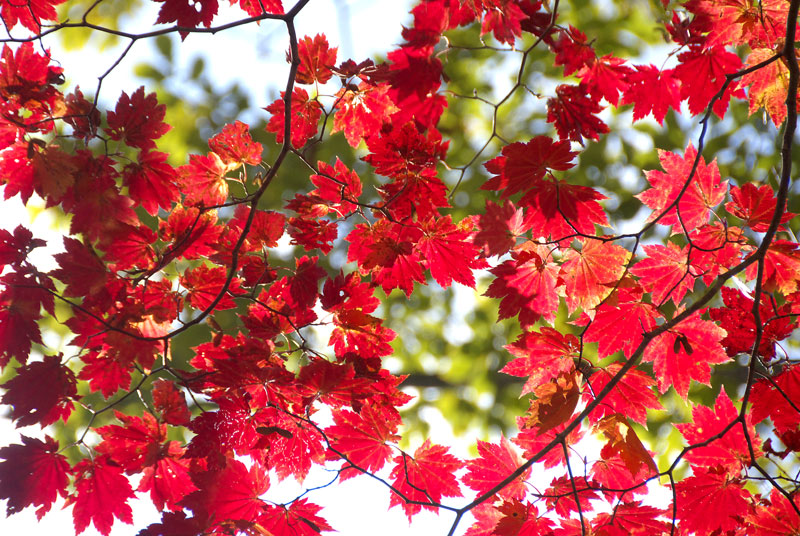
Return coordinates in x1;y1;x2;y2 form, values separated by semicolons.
181;264;241;310
106;87;171;149
480;0;526;44
583;362;663;426
560;239;630;313
751;364;800;434
68;456;135;536
484;244;561;327
0;0;66;32
259;499;334;536
481;136;577;198
0;435;70;518
685;0;787;48
310;158;362;216
746;488;800;535
577;54;632;106
553;25;594;76
673;45;743;117
642;312;729;398
418;215;486;289
727;182;795;232
388;440;463;519
265;87;322;148
346;220;425;297
462;436;529;500
621;65;682;124
676;388;760;476
253;407;326;482
208;120;262;169
591;501;670;535
0;224;46;267
745;239;800;294
500;327;578;396
123;150;179;216
152;379;191;425
472;199;527;257
326;404;400;477
544;475;598;518
154;0;218;38
1;353;78;427
636;143;727;231
708;286;796;359
674;467;751;535
178;151;229;208
180;458;269;528
50;237;107;297
741;48;793;125
332;82;398;147
580;291;660;358
520;179;609;242
296;34;338;85
232;0;283;16
630;242;696;306
546;83;609;143
492;499;555;536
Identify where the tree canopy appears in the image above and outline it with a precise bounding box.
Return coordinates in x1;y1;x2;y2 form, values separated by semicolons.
1;0;800;535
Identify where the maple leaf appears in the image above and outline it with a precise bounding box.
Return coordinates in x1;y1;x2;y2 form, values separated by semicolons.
296;34;338;85
522;371;581;433
745;488;800;535
185;407;260;462
745;239;800;294
484;244;561;327
742;48;793;125
630;242;696;306
590;450;653;502
480;0;526;44
0;435;70;518
32;144;77;207
591;501;670;535
751;364;800;434
106;87;171;149
500;327;579;395
332;81;398;147
310;158;363;216
254;407;326;482
418;215;486;288
543;475;598;519
642;312;729;398
326;404;400;477
595;414;657;479
178;151;229;208
673;45;743;117
472;199;527;257
481;136;577;198
492;499;555;536
580;291;660;358
69;456;135;536
546;83;609;143
265;87;322;148
577;54;632;106
583;362;663;426
0;225;45;267
229;205;286;250
553;25;595;76
95;411;166;473
1;353;78;427
636;143;727;231
462;436;530;500
259;499;333;536
388;440;463;519
708;286;796;359
621;65;682;124
151;379;191;425
180;264;240;310
520;179;609;242
677;388;760;476
232;0;283;16
154;0;218;38
123;150;179;215
685;0;787;48
0;0;66;32
560;239;630;313
208;120;262;169
513;420;584;469
180;458;269;528
346;220;425;297
727;182;795;232
674;466;751;535
50;237;107;297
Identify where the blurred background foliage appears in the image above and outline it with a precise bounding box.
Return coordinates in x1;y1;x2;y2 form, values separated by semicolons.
5;0;797;458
